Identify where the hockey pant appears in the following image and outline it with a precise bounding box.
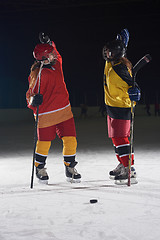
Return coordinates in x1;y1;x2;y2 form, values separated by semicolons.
35;136;77;168
112;137;134;167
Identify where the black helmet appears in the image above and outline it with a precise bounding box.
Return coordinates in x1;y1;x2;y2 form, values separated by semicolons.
103;39;126;61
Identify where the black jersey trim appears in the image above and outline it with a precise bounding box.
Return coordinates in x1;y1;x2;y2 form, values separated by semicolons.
42;64;52;69
106;105;131;120
113;63;133;86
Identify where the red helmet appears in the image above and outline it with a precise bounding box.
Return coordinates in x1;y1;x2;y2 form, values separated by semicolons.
33;43;54;61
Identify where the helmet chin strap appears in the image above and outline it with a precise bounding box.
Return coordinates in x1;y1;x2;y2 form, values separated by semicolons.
41;57;57;66
43;51;57;65
43;58;51;65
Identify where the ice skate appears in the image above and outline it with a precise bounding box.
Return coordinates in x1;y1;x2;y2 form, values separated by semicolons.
36;167;49;184
109;163;124;179
65;161;81;183
114;166;137;185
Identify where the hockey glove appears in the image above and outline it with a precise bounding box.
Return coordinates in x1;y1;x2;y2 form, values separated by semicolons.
128;87;141;102
39;32;51;44
117;28;129;48
30;94;43;107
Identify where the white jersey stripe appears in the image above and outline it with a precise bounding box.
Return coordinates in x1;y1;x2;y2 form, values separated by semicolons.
34;103;70;116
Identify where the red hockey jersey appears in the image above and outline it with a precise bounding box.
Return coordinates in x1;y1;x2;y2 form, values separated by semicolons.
26;43;73;128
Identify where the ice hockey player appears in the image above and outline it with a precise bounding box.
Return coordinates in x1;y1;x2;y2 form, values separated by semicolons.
102;29;141;184
26;33;81;184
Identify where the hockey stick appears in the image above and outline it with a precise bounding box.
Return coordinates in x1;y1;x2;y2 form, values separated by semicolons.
128;54;152;186
30;61;44;189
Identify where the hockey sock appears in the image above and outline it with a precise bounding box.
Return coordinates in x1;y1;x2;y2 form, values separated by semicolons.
35;140;51;168
112;137;134;167
62;136;77;166
113;144;122;163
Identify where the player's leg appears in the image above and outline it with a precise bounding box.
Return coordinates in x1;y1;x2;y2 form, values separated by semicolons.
56;118;81;182
35;125;56;182
112;137;137;183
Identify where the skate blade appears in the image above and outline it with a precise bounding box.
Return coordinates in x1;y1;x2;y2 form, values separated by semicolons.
115;178;138;185
109;175;115;180
38;179;49;185
66;177;81;183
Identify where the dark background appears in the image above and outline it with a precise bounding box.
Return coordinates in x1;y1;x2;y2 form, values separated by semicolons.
0;0;159;108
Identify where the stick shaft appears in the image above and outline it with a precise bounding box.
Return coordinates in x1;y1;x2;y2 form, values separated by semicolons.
30;106;39;188
128;54;151;186
128;101;134;186
30;62;44;189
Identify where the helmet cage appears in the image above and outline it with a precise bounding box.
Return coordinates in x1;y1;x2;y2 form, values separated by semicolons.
103;40;126;61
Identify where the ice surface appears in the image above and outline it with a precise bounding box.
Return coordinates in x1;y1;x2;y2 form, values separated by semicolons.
0;113;160;240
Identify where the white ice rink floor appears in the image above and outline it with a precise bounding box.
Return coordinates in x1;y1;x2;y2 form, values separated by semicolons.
0;113;160;240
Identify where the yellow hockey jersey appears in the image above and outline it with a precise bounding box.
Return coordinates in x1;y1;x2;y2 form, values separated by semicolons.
104;61;133;108
104;61;135;120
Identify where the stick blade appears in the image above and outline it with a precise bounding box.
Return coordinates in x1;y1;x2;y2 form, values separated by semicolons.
133;54;152;74
144;54;152;63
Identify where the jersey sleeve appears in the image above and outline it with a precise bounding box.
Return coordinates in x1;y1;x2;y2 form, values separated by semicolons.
113;63;133;86
51;41;62;64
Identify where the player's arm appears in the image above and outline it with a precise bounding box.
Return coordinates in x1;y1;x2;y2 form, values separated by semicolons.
39;32;61;62
113;63;133;86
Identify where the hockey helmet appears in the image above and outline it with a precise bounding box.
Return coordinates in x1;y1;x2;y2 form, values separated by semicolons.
103;39;126;61
33;43;54;61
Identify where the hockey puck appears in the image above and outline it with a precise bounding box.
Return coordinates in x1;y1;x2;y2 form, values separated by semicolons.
90;199;98;204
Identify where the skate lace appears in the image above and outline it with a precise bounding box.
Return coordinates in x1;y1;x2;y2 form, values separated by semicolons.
111;163;123;174
119;167;128;177
38;168;48;177
115;163;122;171
68;167;78;175
67;167;79;182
